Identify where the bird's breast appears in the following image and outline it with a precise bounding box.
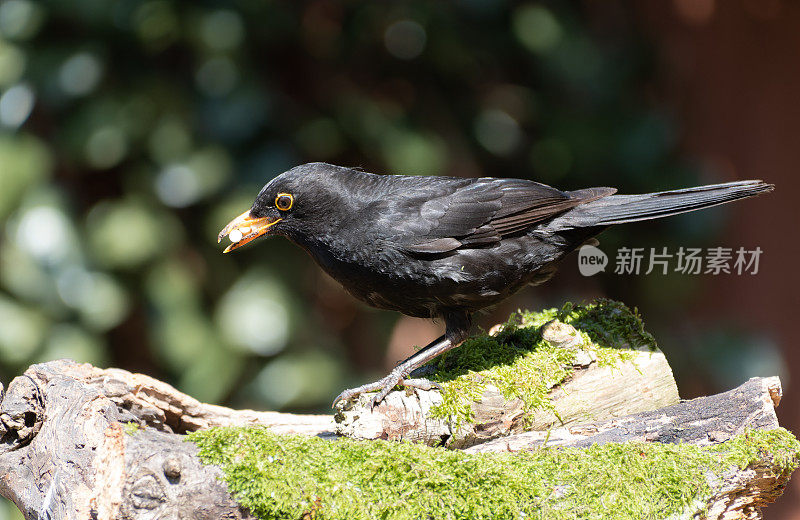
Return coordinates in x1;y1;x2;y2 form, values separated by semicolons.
289;231;573;318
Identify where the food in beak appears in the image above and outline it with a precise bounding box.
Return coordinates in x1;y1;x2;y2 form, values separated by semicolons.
229;229;244;243
218;210;282;253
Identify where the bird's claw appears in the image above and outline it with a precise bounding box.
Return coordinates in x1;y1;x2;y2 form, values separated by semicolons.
332;386;372;408
332;368;423;410
367;384;395;410
401;378;441;392
364;378;440;409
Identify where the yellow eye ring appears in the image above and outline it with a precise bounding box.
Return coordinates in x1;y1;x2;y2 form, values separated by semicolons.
275;193;293;211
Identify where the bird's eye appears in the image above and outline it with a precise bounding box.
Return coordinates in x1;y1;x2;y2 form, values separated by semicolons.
275;193;293;211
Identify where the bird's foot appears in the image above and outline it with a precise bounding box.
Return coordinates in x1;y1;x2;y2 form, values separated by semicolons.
332;368;441;410
401;377;441;392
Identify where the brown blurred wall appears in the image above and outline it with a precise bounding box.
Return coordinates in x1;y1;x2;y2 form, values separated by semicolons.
638;1;800;517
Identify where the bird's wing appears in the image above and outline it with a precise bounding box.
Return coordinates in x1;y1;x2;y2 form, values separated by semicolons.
392;179;615;254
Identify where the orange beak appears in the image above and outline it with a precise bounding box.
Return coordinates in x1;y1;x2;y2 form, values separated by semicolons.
217;210;282;253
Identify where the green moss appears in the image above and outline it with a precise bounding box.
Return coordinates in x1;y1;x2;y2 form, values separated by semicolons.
123;421;141;435
188;426;800;520
426;299;650;424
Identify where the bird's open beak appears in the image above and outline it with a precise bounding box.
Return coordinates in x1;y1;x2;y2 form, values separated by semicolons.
217;210;282;253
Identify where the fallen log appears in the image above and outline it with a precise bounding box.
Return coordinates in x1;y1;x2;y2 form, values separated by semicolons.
0;302;795;519
464;376;783;453
0;360;332;520
0;360;795;520
334;318;680;447
335;302;681;447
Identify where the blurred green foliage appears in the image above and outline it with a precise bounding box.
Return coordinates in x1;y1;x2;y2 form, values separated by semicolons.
0;0;764;416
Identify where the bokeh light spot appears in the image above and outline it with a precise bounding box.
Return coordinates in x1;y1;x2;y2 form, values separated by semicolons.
0;242;51;302
254;351;343;408
200;10;244;51
384;20;426;60
148;116;192;164
134;1;179;51
513;5;562;54
0;134;52;219
0;296;45;364
15;206;72;265
0;42;25;87
155;147;231;207
85;125;128;169
156;164;201;208
56;267;130;331
0;0;44;40
58;52;103;96
216;271;290;356
0;83;34;128
474;109;522;156
195;56;238;97
381;130;446;175
179;347;243;404
145;259;200;310
154;309;217;371
38;323;106;366
87;200;177;269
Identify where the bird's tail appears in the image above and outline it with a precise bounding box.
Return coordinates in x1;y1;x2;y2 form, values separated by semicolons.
550;180;774;229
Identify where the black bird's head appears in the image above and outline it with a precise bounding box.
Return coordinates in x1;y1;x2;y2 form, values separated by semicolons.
217;162;357;252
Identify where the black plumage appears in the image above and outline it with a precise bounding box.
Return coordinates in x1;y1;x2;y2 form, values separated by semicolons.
219;162;773;407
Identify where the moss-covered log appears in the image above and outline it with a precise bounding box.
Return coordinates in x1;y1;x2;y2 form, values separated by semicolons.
465;376;783;453
0;360;333;519
0;302;796;519
189;426;798;520
0;361;795;519
336;301;679;447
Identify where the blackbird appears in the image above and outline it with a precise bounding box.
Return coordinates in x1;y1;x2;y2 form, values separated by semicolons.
218;162;773;407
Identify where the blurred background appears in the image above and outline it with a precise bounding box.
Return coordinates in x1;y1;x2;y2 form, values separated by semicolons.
0;0;798;517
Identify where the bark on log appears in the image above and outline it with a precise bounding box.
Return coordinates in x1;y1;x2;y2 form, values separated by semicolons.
0;360;793;520
334;320;680;447
0;360;333;519
462;377;788;520
464;376;783;453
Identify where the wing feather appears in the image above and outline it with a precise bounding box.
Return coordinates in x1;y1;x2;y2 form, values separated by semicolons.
396;178;614;254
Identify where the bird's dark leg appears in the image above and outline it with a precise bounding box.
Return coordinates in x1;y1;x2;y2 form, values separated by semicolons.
332;312;471;409
399;333;447;366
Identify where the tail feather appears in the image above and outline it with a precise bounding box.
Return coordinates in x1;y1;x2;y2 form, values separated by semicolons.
552;180;774;229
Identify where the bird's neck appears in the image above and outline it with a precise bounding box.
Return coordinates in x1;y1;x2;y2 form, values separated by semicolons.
285;221;390;283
